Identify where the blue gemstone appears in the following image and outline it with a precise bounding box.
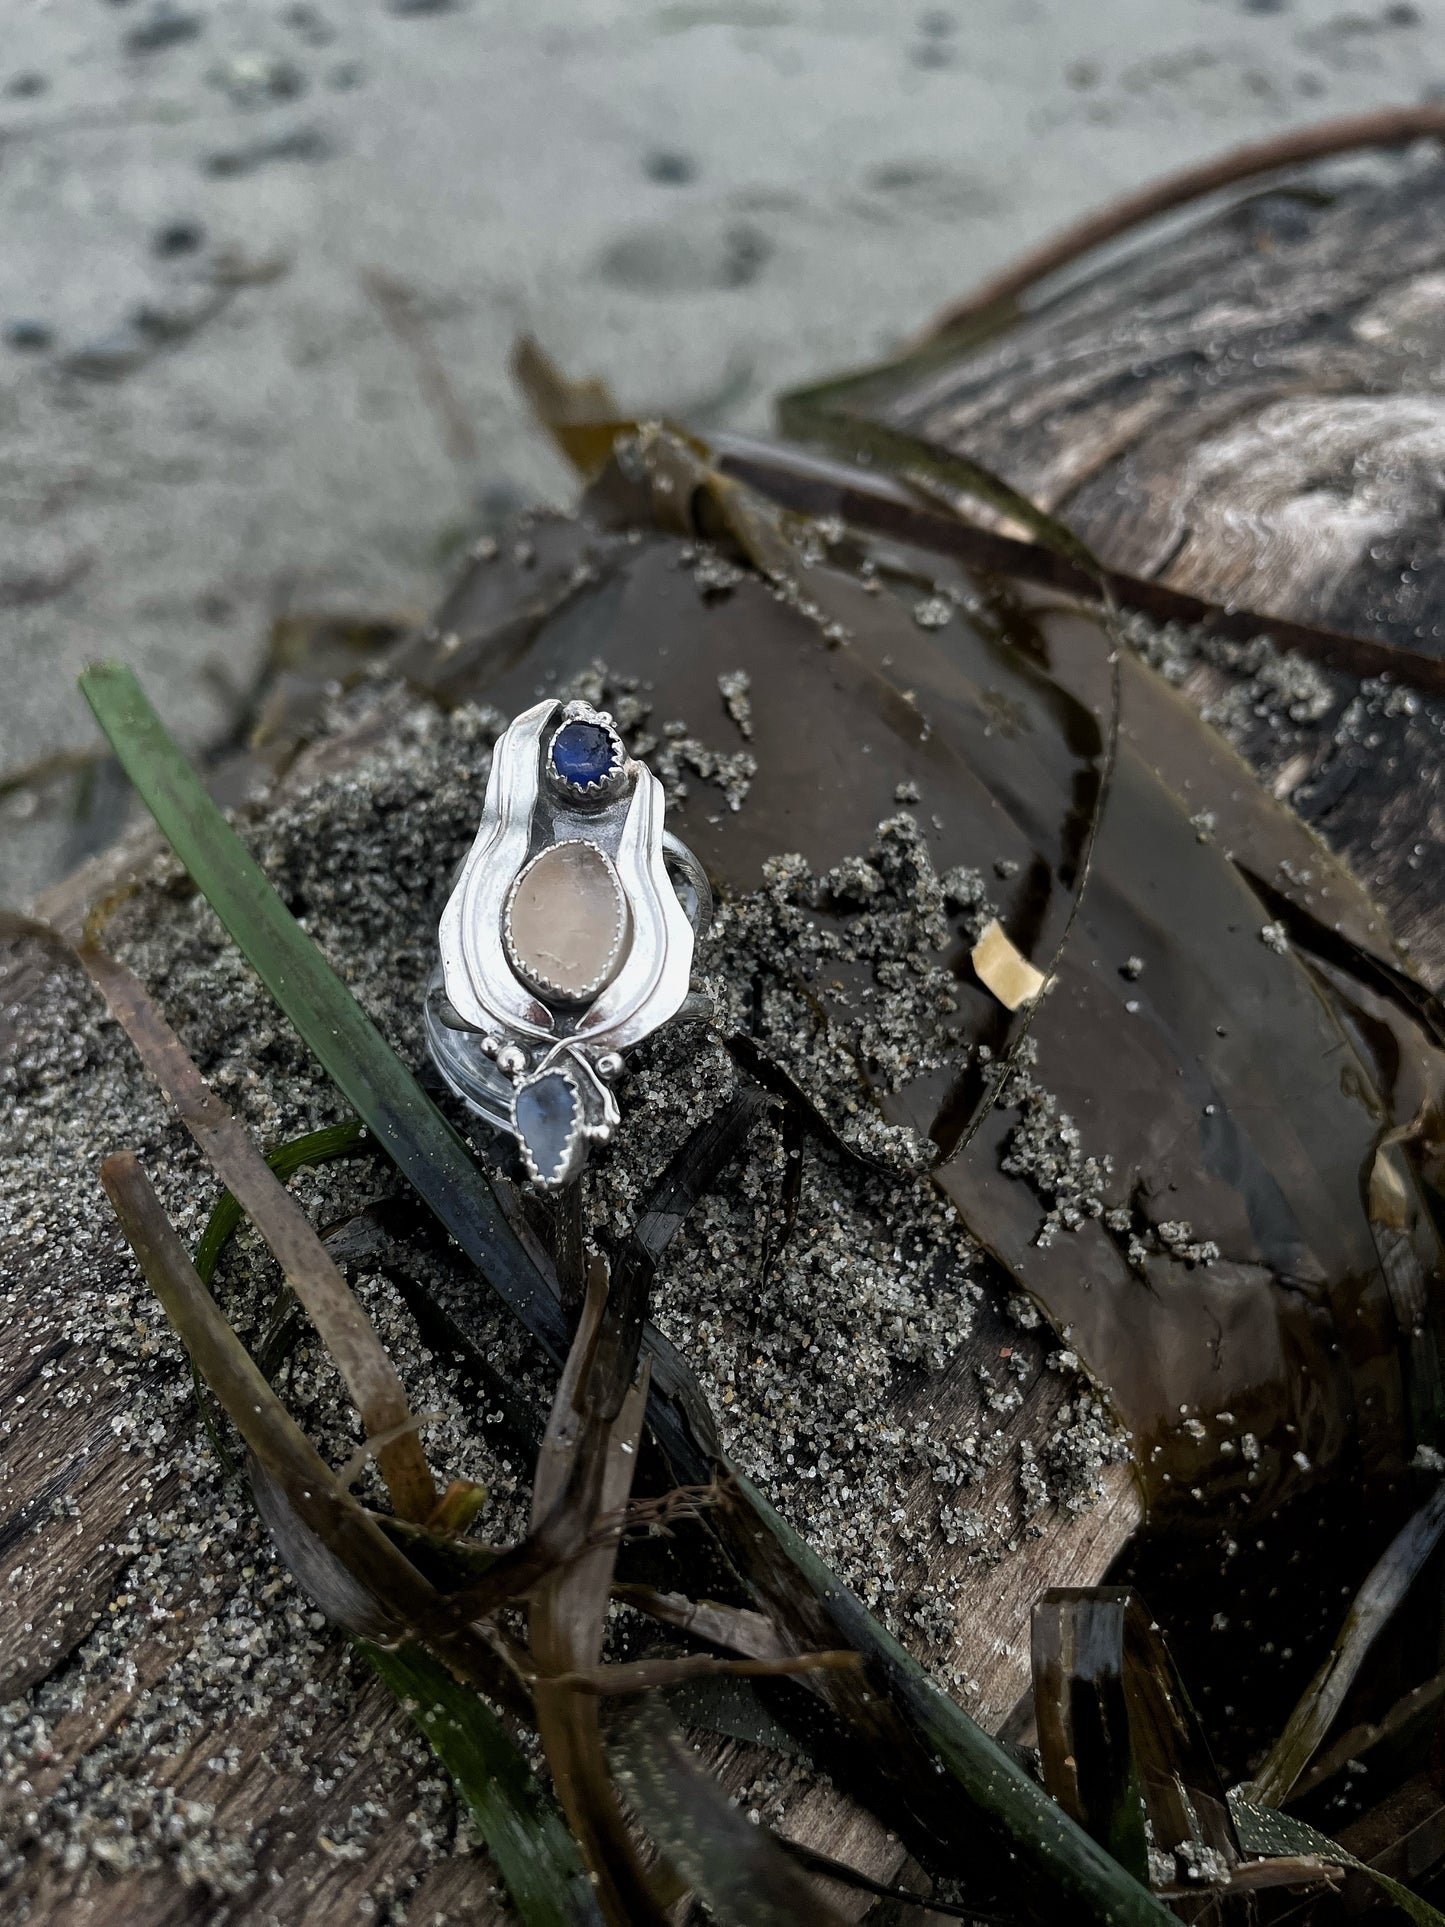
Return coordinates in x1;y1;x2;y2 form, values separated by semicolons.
551;721;617;790
515;1072;579;1183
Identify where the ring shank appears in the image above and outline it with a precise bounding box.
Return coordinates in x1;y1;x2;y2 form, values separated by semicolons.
663;831;713;939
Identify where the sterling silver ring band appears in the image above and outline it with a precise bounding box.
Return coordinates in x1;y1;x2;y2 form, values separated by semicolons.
425;698;713;1188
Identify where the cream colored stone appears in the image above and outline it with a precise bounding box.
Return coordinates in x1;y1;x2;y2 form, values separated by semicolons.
505;841;627;1002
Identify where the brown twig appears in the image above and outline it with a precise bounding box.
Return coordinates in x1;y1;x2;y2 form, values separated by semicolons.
612;1581;785;1661
539;1648;862;1697
920;105;1445;341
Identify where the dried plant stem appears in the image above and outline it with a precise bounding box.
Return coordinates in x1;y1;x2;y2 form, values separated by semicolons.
103;1157;436;1629
539;1649;861;1696
611;1583;787;1661
527;1264;670;1927
84;940;438;1521
1247;1484;1445;1808
2;910;437;1517
100;1150;536;1703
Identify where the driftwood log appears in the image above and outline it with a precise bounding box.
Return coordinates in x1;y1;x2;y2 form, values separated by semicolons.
863;137;1445;976
3;138;1445;1921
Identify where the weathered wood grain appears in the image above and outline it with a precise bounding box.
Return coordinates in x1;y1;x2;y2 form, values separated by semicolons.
871;145;1445;979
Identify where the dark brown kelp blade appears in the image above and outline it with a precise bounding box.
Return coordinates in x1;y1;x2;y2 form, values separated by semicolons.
712;432;1445;703
425;445;1445;1536
512;335;632;482
1031;1588;1239;1892
1031;1585;1445;1920
777;115;1445;685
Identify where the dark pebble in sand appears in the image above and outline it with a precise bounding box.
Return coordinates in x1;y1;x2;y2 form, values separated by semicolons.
3;319;54;351
203;126;334;177
122;5;205;54
153;219;205;257
643;150;697;186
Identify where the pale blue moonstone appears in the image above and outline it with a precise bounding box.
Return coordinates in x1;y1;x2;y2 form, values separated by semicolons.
515;1072;578;1183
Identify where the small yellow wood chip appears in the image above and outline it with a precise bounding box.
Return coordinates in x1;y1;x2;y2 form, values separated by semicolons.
1368;1144;1411;1231
971;918;1047;1011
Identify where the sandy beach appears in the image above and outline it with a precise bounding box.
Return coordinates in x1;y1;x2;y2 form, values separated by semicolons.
2;0;1442;899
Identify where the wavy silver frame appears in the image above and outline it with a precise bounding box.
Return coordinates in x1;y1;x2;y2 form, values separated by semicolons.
429;698;712;1186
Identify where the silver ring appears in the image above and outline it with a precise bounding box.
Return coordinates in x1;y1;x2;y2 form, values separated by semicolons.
426;699;713;1188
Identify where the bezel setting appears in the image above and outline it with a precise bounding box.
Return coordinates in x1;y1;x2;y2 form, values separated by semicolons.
501;837;628;1005
511;1061;586;1187
546;703;628;805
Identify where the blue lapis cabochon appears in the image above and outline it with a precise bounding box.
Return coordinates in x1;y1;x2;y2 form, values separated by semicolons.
551;720;619;791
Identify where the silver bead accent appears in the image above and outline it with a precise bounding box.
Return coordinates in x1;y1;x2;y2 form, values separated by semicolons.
496;1043;528;1078
594;1051;625;1083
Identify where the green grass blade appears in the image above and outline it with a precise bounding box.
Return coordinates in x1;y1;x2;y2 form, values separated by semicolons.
80;661;571;1361
1231;1795;1445;1926
194;1118;371;1284
731;1470;1179;1927
360;1638;603;1927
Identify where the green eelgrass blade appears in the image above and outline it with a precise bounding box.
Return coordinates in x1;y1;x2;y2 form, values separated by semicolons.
1248;1483;1445;1808
360;1638;602;1927
730;1471;1179;1927
190;1117;372;1471
194;1118;371;1285
80;661;573;1364
1231;1795;1445;1927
